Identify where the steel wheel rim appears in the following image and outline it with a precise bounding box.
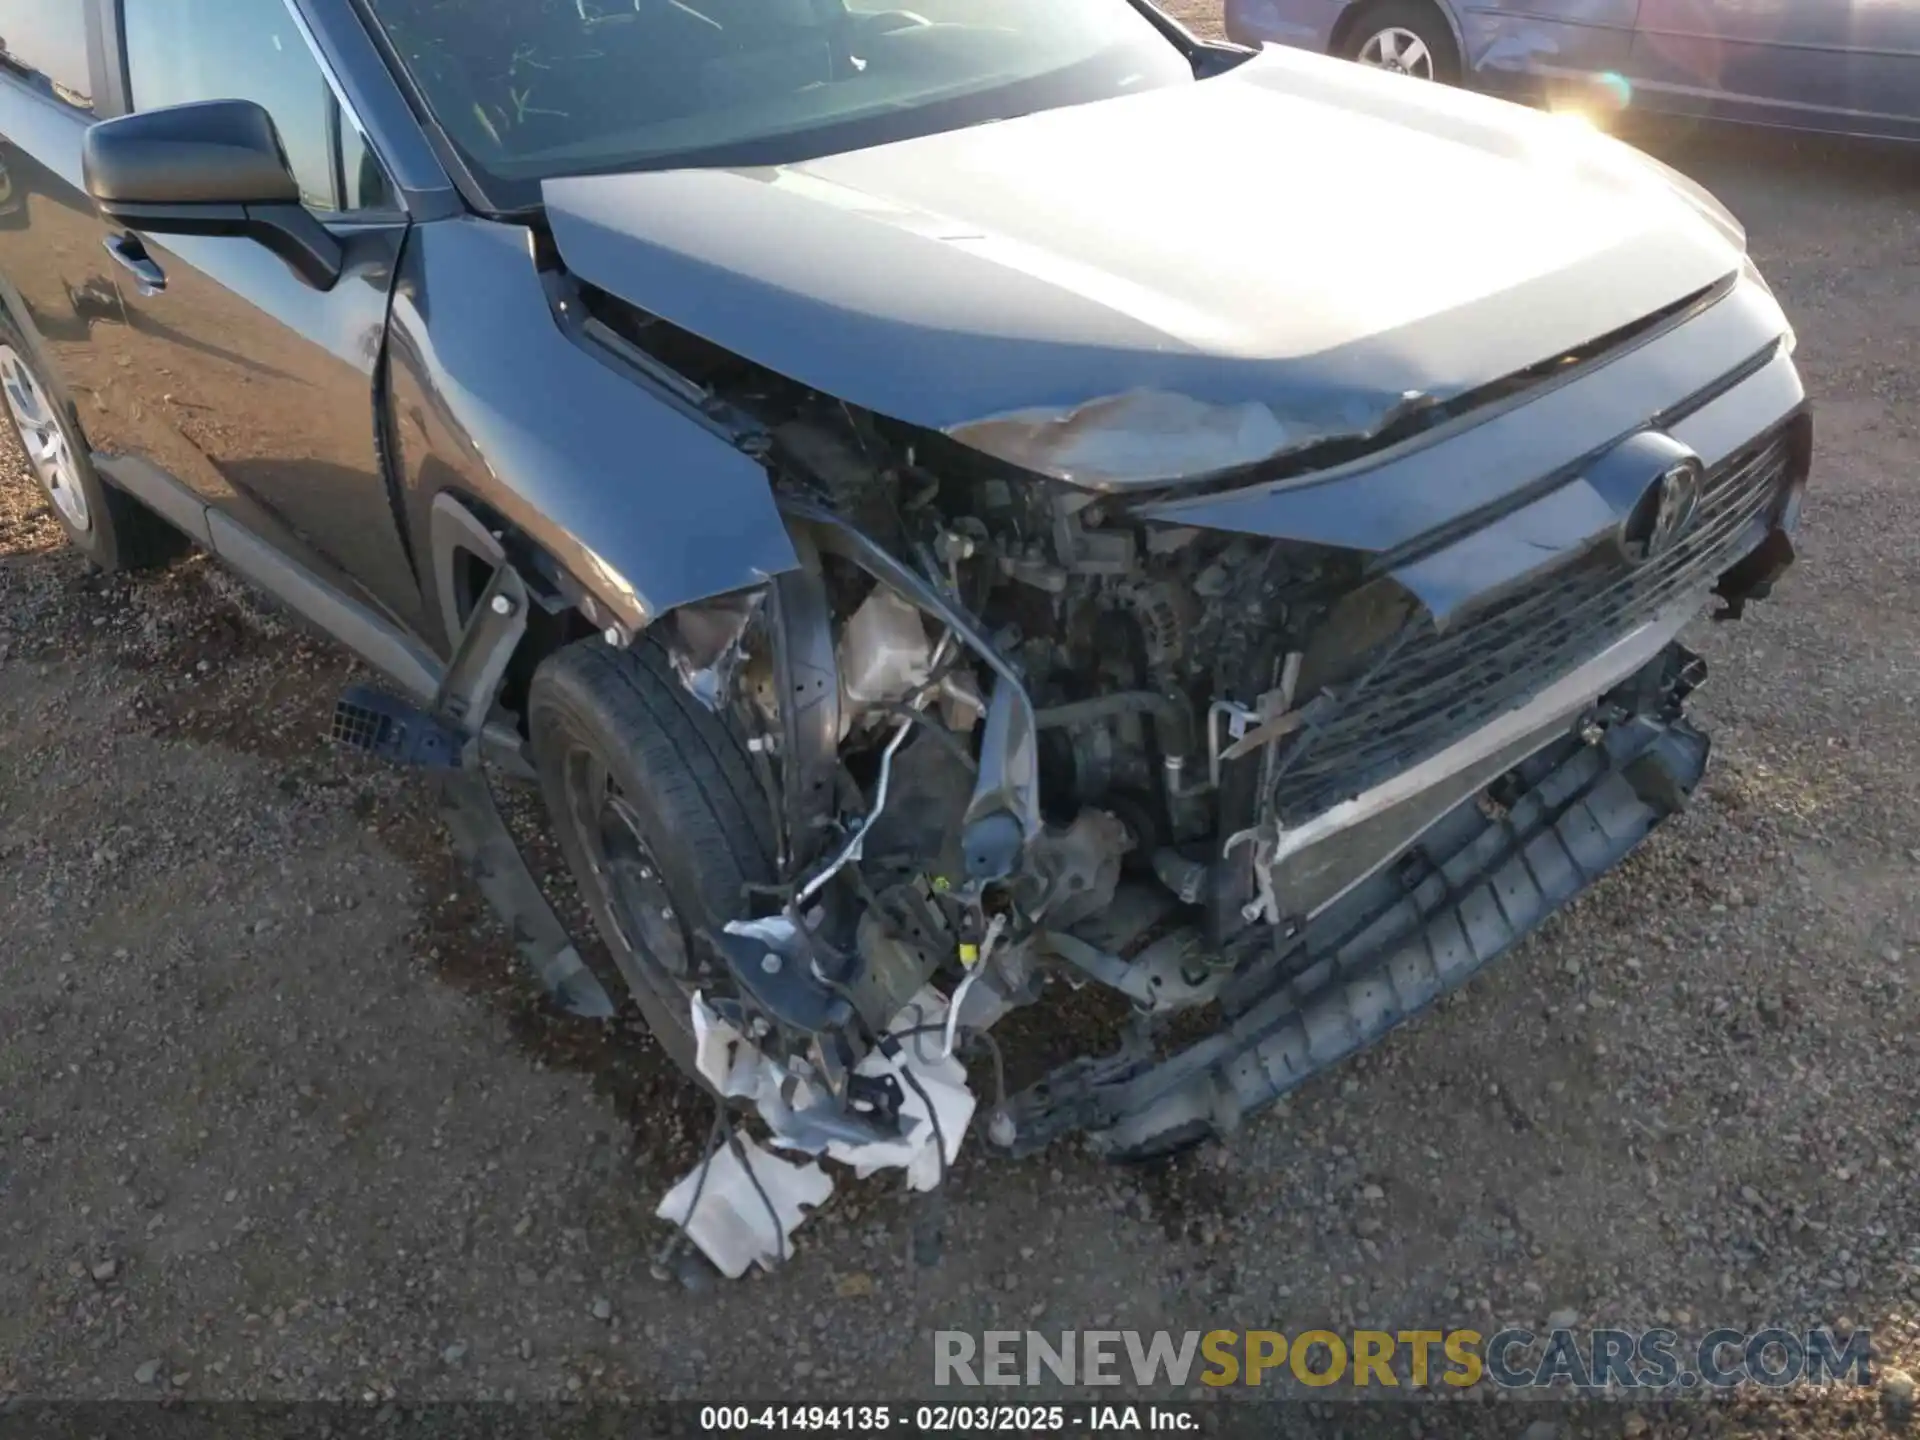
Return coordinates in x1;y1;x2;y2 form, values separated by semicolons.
1357;25;1435;78
561;745;698;1016
0;344;88;531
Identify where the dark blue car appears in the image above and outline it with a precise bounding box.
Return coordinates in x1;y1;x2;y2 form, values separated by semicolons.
1223;0;1920;140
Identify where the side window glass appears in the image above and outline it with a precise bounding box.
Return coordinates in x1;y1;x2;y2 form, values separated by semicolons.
123;0;389;214
0;1;95;112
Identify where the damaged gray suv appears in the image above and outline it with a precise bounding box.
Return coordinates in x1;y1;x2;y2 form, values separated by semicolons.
1;0;1803;1263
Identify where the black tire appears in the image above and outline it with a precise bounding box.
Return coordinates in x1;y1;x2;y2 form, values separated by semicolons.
0;314;187;572
528;637;774;1077
1339;0;1462;84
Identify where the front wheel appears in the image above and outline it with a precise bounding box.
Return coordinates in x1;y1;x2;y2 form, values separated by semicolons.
1341;1;1461;83
527;638;774;1078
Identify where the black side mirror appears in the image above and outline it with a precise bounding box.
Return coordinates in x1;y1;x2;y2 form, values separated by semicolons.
83;99;343;291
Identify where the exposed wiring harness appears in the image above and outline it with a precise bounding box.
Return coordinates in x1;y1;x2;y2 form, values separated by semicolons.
942;912;1006;1059
649;1099;728;1281
725;1112;788;1266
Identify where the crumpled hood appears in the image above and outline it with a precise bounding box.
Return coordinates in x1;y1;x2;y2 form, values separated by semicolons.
543;46;1746;486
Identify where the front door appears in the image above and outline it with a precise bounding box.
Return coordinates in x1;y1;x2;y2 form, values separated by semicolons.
1630;0;1920;138
1460;0;1644;92
85;0;426;633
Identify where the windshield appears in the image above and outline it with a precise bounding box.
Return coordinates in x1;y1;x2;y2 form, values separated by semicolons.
363;0;1193;206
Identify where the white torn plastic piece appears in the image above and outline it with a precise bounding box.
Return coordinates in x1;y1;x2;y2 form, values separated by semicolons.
691;991;785;1101
655;1133;832;1278
823;987;976;1193
692;990;845;1150
670;984;976;1281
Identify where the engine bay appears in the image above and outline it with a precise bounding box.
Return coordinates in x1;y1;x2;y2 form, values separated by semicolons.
707;416;1362;991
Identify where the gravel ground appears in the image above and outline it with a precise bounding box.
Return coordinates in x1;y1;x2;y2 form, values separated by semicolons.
3;45;1919;1424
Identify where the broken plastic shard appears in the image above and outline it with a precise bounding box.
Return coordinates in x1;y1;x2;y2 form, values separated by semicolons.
669;983;975;1279
654;1133;832;1279
687;984;976;1199
691;991;786;1102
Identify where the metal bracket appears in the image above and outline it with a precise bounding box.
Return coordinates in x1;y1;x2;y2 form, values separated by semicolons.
1042;928;1227;1015
432;563;530;739
1209;657;1308;783
1207;700;1257;789
995;1036;1157;1158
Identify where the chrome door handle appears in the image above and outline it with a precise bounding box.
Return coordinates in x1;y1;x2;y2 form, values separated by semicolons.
102;233;165;295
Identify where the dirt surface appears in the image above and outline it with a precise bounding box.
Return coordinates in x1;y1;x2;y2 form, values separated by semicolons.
4;49;1920;1423
1163;0;1227;35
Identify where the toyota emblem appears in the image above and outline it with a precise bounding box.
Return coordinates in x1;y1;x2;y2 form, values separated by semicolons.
1622;458;1703;564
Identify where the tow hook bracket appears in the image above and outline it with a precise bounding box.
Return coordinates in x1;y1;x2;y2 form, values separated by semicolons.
713;922;853;1035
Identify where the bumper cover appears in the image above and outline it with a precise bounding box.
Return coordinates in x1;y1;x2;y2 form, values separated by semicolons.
1000;646;1711;1159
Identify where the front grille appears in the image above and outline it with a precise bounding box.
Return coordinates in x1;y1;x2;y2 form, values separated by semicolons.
1272;421;1801;821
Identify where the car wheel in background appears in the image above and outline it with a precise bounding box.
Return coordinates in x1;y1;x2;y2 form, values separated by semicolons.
0;322;186;571
1340;0;1461;83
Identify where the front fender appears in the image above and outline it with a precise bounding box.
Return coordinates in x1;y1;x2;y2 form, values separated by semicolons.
386;215;798;652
